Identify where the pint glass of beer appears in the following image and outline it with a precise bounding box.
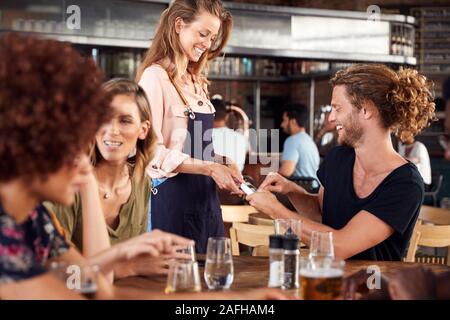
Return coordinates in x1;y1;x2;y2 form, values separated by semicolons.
299;258;345;300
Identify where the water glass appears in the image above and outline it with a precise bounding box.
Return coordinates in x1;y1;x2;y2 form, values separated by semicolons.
165;260;201;294
274;219;302;239
204;237;234;290
309;231;335;262
274;218;302;237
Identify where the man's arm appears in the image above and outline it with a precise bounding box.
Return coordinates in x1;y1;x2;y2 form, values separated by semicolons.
248;189;394;260
278;160;296;178
277;206;393;259
287;185;324;223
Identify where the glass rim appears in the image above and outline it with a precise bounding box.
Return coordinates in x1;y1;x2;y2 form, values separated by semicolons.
299;257;346;268
207;236;231;242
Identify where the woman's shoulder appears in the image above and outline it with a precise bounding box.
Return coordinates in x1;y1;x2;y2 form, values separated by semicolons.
43;193;81;219
140;64;169;81
131;174;151;198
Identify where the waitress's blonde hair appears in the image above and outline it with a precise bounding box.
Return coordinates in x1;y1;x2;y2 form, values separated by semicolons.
135;0;232;88
91;78;157;182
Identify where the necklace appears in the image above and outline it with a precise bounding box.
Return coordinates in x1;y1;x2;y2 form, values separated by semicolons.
100;178;130;200
95;170;130;200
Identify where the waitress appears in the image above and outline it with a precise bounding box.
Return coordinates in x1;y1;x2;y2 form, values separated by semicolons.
136;0;242;253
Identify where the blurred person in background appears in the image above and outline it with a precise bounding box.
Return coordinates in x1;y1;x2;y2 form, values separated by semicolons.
397;137;431;185
314;110;339;158
279;105;320;182
211;97;249;172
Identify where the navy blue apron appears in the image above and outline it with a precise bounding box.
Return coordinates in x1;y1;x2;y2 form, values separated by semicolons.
150;75;224;253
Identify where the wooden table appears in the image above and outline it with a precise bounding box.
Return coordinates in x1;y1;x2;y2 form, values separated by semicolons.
115;256;450;293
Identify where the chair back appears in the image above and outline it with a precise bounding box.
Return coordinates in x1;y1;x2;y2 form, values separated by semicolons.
221;205;255;223
405;219;450;266
229;222;274;256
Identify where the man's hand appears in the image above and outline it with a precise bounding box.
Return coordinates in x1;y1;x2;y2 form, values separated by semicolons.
258;172;295;195
246;190;285;218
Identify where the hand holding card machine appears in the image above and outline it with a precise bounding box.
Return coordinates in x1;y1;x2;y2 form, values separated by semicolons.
240;182;257;195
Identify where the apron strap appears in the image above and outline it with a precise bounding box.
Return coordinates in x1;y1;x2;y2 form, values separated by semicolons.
167;73;190;106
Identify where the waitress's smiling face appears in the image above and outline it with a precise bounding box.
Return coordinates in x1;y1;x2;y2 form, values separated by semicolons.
176;11;221;62
95;94;149;163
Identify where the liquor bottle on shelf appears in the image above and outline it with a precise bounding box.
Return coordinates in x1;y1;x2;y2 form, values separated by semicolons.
391;24;398;55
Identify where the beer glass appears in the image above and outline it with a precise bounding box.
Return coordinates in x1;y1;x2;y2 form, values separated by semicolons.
165;260;201;293
204;237;234;290
299;258;345;300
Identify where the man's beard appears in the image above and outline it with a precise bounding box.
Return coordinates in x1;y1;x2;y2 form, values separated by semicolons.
338;114;363;148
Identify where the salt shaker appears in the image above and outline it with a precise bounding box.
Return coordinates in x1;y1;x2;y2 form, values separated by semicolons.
268;234;284;288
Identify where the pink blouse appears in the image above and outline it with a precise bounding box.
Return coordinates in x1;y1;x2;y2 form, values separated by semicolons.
139;64;215;178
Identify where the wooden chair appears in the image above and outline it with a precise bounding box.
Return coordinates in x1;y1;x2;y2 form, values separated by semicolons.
419;205;450;225
221;205;256;223
405;220;450;266
229;222;274;257
248;212;274;226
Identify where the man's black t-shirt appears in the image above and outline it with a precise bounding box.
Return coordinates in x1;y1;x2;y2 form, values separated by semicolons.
317;146;424;261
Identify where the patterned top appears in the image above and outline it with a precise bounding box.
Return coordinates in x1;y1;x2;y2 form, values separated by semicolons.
0;203;69;285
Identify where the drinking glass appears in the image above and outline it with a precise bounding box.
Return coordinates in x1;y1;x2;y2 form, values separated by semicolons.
165;260;201;294
78;265;100;299
299;257;345;300
274;218;302;237
49;262;99;299
204;237;234;290
309;231;335;262
175;243;196;262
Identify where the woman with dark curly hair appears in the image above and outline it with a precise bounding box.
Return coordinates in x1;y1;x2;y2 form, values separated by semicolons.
248;64;436;261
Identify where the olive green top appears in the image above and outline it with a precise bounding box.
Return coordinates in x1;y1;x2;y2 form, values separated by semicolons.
44;175;150;252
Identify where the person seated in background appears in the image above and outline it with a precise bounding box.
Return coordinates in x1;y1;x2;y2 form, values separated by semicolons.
397;137;431;185
211;98;249;172
314;110;339;158
247;64;435;261
0;33;285;300
279;105;320;181
46;78;179;279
